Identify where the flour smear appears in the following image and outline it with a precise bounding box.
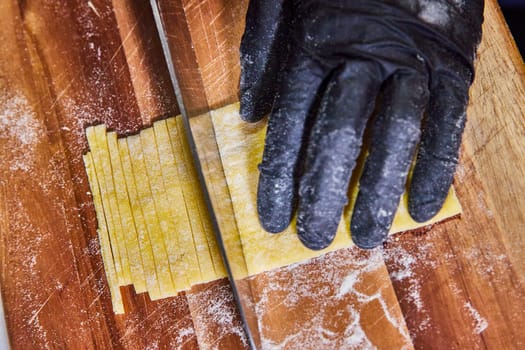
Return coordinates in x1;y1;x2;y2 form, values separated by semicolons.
0;92;44;172
251;249;412;350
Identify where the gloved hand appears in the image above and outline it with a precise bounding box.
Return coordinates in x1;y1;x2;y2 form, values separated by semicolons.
239;0;484;250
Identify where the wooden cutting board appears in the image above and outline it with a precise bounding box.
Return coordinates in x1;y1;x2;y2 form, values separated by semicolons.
0;0;524;349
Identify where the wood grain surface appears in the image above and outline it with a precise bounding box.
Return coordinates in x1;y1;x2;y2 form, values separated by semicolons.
383;2;525;348
0;0;242;348
0;0;524;349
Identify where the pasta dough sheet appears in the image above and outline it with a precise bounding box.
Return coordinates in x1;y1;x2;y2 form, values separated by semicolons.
84;104;461;313
210;103;462;276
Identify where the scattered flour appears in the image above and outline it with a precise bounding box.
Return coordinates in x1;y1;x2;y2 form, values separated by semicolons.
0;93;44;172
476;192;494;218
382;241;437;315
251;249;411;350
336;271;362;299
344;309;377;350
463;245;510;279
412;0;466;28
383;229;508;340
418;1;451;27
167;325;196;350
186;282;248;350
144;340;159;350
464;302;488;334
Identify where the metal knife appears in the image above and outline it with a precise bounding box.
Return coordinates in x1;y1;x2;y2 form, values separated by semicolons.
149;1;260;348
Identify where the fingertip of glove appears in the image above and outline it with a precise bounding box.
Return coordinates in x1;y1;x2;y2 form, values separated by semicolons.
239;101;257;123
259;215;289;234
350;222;387;250
296;212;338;251
239;86;271;123
408;195;443;223
239;103;266;123
257;174;294;234
257;204;291;233
350;207;389;250
408;168;452;223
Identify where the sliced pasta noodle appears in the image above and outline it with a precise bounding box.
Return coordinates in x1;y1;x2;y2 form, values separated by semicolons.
83;152;124;314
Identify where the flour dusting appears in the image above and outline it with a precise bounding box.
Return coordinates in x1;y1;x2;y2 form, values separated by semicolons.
418;2;450;26
0;95;41;144
251;249;411;349
0;93;44;172
145;340;159;350
344;309;377;350
186;282;248;349
383;241;437;315
336;271;361;299
383;226;511;341
464;245;510;280
464;302;488;334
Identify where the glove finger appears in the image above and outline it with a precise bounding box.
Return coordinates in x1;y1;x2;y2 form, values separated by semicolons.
351;70;429;249
408;73;470;222
257;51;326;233
296;61;382;250
239;0;291;122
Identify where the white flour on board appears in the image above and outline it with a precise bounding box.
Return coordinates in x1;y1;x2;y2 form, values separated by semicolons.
464;302;488;334
187;282;248;350
382;239;438;333
0;93;44;172
382;226;513;340
251;249;412;350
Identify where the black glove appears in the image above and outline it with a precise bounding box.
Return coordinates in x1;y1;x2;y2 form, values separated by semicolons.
239;0;484;250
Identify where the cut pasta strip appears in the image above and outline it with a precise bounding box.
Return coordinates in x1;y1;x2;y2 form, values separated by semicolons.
143;124;192;291
140;128;187;293
86;125;131;285
83;152;124;314
200;208;227;279
154;120;205;287
118;139;161;299
173;117;227;280
127;134;175;299
107;132;147;293
166;118;213;283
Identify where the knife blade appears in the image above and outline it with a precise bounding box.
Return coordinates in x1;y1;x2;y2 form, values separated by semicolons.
149;1;260;348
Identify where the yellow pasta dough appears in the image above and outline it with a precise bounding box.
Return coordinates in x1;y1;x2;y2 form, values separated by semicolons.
167;117;220;281
86;126;131;285
118;138;161;299
154;119;207;287
129;133;177;299
83;152;124;314
210;103;462;276
107;132;147;293
141;127;193;294
84;104;461;312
